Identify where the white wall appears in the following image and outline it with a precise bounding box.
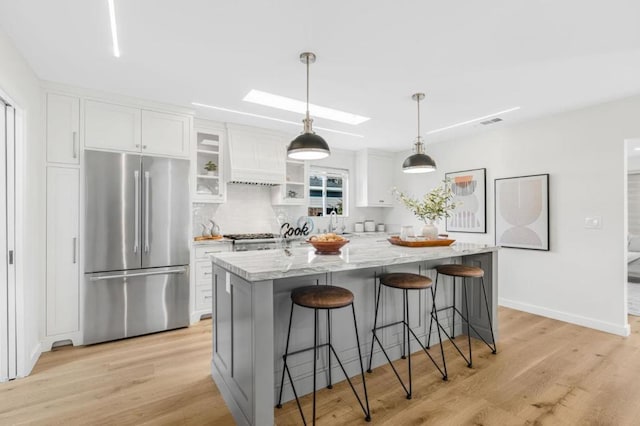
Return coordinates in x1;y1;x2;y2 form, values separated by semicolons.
0;27;44;374
386;95;640;336
193;148;387;236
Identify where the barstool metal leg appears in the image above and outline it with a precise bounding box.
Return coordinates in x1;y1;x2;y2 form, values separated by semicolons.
427;272;439;349
367;277;383;374
402;289;407;359
404;289;412;400
327;309;333;388
312;308;318;425
277;302;295;409
480;277;497;354
462;278;472;367
451;275;456;339
351;304;372;422
430;285;448;381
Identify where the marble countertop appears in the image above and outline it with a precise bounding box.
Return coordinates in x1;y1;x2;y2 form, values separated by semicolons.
210;239;498;282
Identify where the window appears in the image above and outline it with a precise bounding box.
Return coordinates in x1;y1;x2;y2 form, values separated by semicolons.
308;167;348;217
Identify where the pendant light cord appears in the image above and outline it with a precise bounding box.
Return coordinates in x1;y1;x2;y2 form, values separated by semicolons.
306;56;310;121
416;95;421;139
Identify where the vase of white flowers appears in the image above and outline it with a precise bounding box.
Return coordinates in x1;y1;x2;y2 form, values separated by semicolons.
393;180;457;240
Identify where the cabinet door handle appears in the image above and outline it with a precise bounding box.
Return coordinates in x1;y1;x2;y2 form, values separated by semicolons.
203;271;212;276
379;199;385;203
72;131;78;159
72;237;77;264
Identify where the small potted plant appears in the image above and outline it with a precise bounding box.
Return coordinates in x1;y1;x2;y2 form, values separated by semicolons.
204;161;217;176
394;180;457;239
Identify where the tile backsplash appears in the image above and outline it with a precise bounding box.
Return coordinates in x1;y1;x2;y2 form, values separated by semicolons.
193;184;387;237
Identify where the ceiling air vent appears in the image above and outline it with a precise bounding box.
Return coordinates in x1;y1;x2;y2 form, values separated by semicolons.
480;117;503;126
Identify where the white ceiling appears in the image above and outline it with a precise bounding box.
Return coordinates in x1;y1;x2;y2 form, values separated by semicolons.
1;0;640;152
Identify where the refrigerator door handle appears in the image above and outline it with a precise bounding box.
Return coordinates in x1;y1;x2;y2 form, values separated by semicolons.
89;267;187;281
144;171;150;253
134;170;140;253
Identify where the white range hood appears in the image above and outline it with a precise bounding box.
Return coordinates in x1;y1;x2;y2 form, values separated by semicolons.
226;124;287;185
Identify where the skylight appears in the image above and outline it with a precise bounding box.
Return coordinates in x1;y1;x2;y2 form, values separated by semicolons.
243;90;370;126
191;102;364;138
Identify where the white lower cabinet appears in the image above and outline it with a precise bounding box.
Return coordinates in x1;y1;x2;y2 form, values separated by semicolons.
191;240;232;321
46;167;80;338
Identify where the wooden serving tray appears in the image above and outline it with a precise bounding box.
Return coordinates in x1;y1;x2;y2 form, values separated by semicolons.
388;236;455;247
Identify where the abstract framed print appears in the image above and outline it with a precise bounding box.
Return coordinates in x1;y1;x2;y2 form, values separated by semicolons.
446;168;486;233
495;174;549;250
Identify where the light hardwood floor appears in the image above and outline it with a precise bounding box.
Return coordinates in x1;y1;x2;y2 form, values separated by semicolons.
1;308;639;425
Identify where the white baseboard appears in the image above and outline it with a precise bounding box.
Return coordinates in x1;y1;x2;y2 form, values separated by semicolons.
19;342;42;378
499;297;630;337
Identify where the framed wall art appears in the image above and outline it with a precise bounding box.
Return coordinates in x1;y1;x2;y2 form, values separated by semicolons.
494;174;549;251
446;168;486;233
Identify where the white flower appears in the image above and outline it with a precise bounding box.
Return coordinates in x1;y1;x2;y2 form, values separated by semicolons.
393;180;458;223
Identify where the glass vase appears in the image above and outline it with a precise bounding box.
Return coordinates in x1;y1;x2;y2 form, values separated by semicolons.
421;220;438;240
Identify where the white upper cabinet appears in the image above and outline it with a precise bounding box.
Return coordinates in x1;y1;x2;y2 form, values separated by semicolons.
46;93;80;164
141;110;190;158
84;100;141;153
84;101;191;157
356;149;394;207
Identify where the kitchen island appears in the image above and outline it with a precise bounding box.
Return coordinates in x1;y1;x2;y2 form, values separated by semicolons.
209;238;498;426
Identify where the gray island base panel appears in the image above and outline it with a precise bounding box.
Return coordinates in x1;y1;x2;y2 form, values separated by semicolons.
209;241;499;426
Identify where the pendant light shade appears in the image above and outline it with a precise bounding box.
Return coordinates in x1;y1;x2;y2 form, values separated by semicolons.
287;52;330;160
402;93;436;173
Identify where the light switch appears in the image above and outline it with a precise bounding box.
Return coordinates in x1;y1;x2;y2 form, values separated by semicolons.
584;216;602;229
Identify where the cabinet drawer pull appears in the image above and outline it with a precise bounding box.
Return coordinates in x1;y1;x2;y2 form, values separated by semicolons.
204;295;212;300
204;250;222;254
203;271;212;276
72;131;78;159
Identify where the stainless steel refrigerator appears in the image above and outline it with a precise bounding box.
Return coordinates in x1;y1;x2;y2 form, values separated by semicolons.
83;150;190;345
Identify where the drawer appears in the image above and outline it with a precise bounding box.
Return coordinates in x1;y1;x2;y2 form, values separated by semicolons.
195;286;213;312
195;260;213;284
195;242;232;259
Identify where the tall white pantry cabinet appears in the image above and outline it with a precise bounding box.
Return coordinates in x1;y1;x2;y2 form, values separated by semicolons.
44;88;193;349
45;92;81;348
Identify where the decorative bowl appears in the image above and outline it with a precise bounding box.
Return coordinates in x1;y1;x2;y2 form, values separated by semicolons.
307;238;349;255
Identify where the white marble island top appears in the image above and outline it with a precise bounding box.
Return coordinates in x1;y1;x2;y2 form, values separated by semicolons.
210;239;498;282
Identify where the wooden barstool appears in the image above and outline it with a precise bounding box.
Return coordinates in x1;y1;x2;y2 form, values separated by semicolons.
276;285;371;425
366;272;448;400
427;264;497;368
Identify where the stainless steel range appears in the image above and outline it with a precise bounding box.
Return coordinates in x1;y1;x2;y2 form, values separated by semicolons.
224;233;279;251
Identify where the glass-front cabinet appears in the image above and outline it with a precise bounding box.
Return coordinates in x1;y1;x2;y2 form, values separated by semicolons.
271;159;308;205
193;120;225;203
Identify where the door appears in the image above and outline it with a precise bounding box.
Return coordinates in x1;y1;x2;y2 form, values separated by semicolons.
46;167;79;336
141;156;190;268
46;93;80;164
141;110;190;158
0;98;16;381
84;100;141;153
85;151;142;273
83;266;189;345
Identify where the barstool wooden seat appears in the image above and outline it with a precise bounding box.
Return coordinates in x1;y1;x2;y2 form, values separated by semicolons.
427;264;496;368
277;285;371;424
367;272;448;400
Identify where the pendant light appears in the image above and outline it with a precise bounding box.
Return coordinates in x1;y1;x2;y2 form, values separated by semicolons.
287;52;331;160
402;93;436;173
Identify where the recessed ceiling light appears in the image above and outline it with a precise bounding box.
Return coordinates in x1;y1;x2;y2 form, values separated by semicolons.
243;90;370;125
191;102;364;138
426;107;521;135
107;0;120;57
